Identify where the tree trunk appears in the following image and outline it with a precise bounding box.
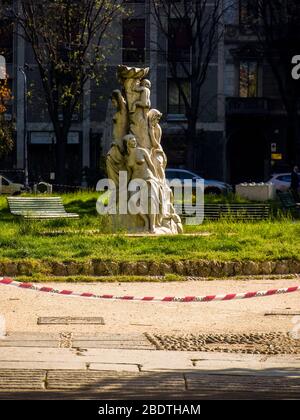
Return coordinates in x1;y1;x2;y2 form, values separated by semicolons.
185;118;197;170
55;131;68;185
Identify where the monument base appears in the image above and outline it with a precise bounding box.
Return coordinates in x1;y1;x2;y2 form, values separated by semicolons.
109;214;146;234
109;213;183;235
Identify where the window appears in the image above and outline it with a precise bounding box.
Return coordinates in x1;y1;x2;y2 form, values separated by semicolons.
0;19;13;63
176;171;195;180
168;18;191;62
277;175;291;183
165;170;180;179
239;61;258;97
167;79;190;115
122;19;145;63
239;0;259;26
1;177;9;186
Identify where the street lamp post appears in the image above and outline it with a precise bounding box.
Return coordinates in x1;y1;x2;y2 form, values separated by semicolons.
18;67;29;190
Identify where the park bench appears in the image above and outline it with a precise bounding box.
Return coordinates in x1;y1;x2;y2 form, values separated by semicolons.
7;196;79;220
277;190;300;217
175;203;271;221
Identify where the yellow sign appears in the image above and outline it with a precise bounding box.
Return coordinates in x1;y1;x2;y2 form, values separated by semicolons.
271;153;283;160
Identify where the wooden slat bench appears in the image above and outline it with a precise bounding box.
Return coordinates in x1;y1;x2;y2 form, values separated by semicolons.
277;190;300;217
7;197;79;220
175;203;271;221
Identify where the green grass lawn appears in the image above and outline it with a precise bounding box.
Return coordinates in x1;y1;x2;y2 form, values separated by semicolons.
0;192;298;264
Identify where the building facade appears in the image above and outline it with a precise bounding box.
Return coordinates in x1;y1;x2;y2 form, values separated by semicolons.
0;0;296;186
224;0;297;185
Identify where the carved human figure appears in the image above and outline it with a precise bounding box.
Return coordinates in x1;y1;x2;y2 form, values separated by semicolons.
127;79;152;149
106;90;128;186
147;108;182;232
124;134;163;233
148;109;166;182
164;200;184;234
111;90;128;146
130;79;151;116
117;68;152;150
117;65;149;112
148;109;162;150
106;65;182;235
123;78;140;113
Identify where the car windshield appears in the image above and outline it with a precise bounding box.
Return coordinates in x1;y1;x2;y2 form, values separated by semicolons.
277;175;291;182
166;170;202;180
0;176;10;186
177;172;195;180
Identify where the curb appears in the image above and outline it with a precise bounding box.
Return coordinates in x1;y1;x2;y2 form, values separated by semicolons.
0;259;300;278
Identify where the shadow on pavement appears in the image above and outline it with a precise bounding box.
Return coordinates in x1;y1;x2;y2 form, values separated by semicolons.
0;367;300;400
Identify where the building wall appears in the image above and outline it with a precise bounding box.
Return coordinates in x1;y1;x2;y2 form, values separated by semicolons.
1;0;227;184
223;1;295;184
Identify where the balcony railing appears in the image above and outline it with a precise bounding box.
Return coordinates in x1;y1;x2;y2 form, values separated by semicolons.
225;24;258;41
227;97;300;115
226;97;269;115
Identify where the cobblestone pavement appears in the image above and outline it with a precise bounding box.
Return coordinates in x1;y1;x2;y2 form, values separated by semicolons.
146;332;300;355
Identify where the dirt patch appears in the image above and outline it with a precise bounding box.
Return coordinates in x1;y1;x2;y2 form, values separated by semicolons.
146;332;300;355
1;279;299;336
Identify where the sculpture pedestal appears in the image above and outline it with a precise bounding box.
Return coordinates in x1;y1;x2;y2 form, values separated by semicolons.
110;214;146;233
109;213;182;235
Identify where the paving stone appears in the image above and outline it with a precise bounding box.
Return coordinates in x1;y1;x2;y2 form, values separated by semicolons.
0;390;190;400
46;370;185;393
0;369;45;390
0;347;77;362
0;333;155;351
192;360;300;376
73;333;150;341
1;368;300;399
37;317;105;325
89;363;140;372
0;361;86;370
0;340;59;348
185;373;300;399
72;341;153;350
264;311;300;316
4;333;60;340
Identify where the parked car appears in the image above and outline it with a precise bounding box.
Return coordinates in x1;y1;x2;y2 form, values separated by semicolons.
268;173;296;192
165;169;232;195
0;175;26;195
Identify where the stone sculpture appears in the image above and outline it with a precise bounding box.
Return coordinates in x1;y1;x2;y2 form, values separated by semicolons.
106;65;183;234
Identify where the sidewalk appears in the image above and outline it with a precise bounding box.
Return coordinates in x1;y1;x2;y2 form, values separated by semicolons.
0;278;300;399
0;335;299;399
1;340;300;373
0;345;299;399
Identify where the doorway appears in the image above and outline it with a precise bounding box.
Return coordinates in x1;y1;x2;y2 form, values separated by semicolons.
227;126;268;185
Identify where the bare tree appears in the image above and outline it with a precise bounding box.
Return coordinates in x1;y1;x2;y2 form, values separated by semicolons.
251;0;300;165
151;0;226;169
2;0;125;182
0;76;13;158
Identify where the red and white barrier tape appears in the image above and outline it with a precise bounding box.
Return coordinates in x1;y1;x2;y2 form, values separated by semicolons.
0;277;300;303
